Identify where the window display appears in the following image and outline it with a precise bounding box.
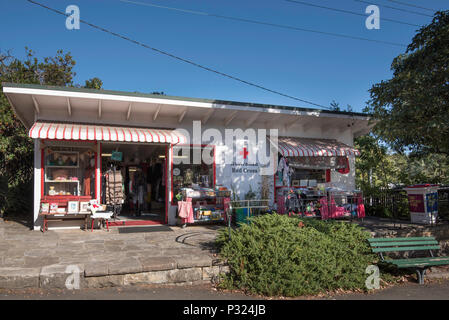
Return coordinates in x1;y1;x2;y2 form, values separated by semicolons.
172;145;230;225
276;156;349;188
172;145;215;202
275;155;352;205
43;146;96;198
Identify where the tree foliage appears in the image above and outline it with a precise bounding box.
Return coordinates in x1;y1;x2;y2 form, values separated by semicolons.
355;135;449;195
84;77;103;90
366;11;449;156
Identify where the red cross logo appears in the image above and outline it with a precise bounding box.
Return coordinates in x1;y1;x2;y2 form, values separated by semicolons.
239;147;249;159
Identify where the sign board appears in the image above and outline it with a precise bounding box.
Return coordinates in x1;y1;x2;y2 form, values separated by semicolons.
111;151;123;161
426;192;438;213
408;194;425;213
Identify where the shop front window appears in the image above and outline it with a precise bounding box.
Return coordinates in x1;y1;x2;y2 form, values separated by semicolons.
172;145;215;202
276;156;349;187
289;168;327;185
43;146;96;198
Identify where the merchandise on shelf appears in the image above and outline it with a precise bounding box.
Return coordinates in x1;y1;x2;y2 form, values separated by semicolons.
43;146;95;198
177;185;231;224
321;188;364;220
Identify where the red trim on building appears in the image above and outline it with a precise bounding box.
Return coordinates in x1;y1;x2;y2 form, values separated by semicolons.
99;143;102;202
170;144;174;207
94;142;98;201
165;144;170;224
40;140;98;202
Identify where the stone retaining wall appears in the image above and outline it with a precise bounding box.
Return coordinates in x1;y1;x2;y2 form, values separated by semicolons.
86;265;230;288
0;256;230;289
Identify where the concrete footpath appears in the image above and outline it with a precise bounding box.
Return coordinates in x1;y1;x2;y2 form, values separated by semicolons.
1;279;449;300
330;280;449;300
0;219;229;289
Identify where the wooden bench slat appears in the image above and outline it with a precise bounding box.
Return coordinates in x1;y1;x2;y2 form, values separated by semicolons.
370;240;439;247
368;237;435;242
393;259;449;268
372;245;441;253
392;257;449;265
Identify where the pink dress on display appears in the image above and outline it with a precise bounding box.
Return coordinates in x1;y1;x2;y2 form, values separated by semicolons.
178;198;194;224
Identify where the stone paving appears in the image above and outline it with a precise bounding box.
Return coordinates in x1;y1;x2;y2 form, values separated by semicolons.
0;219;228;289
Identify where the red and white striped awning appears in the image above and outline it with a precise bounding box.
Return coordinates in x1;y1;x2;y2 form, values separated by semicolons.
29;122;187;144
276;137;360;157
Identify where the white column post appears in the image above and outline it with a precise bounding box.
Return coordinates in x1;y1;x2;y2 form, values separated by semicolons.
167;144;174;225
96;142;101;201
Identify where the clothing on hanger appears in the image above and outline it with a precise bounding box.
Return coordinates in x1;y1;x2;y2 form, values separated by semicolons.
84;167;94;196
178;198;194;224
105;166;124;205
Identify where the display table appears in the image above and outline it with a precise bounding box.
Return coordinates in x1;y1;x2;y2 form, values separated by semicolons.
40;212;91;233
41;195;92;206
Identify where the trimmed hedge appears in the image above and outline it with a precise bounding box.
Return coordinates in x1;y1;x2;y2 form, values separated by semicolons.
216;214;376;296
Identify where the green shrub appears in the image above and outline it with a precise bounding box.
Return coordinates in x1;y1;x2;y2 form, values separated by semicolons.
216;214;376;297
365;204;393;218
0;176;33;218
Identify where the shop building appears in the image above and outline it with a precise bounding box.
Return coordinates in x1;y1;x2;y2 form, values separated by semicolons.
2;83;371;230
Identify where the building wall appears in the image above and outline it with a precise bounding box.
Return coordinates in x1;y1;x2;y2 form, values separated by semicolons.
167;121;357;225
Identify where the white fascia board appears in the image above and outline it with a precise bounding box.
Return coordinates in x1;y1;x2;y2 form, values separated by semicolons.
5;93;31;128
2;86;371;121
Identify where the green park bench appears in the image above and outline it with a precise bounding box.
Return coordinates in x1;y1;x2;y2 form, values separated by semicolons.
368;236;449;284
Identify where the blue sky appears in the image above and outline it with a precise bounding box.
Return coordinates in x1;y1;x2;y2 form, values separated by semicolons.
1;0;448;111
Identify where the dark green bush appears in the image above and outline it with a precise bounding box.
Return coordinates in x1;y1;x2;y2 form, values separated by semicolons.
216;214;376;296
0;175;33;219
366;204;393;218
